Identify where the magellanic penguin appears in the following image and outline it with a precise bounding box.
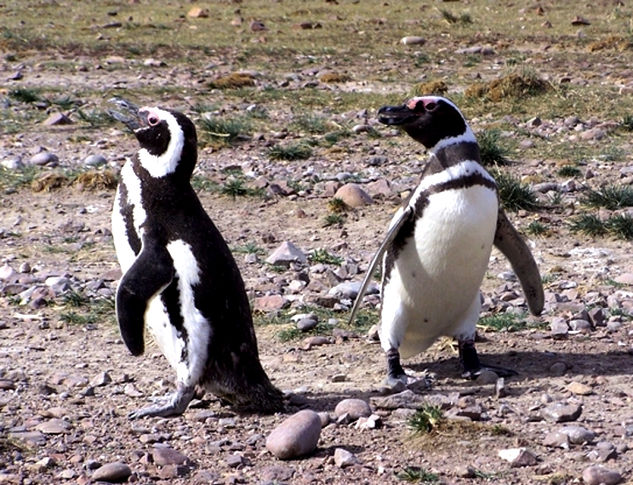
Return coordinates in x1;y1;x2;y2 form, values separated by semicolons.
349;96;544;386
109;99;283;418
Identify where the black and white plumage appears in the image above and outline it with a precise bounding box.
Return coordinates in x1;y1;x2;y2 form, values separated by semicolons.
110;99;283;418
349;96;544;386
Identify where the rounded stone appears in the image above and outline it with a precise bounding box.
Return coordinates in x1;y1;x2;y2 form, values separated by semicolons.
334;398;372;420
91;462;132;482
560;425;595;444
152;446;190;466
582;465;622;485
28;152;59;167
84;154;107;166
296;318;318;331
266;410;322;460
334;183;373;208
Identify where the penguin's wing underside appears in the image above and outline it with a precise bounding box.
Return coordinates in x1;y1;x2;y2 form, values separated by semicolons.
493;208;544;316
116;234;175;356
348;206;414;325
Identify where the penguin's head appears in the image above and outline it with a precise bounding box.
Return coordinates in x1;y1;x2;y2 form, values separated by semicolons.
377;96;471;149
133;107;198;179
109;98;197;179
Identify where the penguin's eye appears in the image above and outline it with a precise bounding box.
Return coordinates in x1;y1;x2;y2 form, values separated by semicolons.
425;102;437;112
148;114;160;126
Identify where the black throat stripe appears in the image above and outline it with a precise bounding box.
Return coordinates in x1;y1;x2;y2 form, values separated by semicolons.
382;170;498;285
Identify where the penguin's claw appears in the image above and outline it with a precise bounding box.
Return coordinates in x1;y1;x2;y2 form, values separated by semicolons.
128;385;195;419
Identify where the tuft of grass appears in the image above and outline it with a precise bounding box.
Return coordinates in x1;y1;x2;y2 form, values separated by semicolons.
232;242;265;255
412;80;448;96
327;197;348;213
191;175;220;193
209;72;255;89
308;249;343;266
569;214;607;237
323;213;346;227
478;312;529;332
606;214;633;240
60;296;115;326
408;405;444;434
621;114;633;131
200;116;252;145
525;220;549;236
268;142;313;161
74;170;118;191
9;88;41;103
220;178;263;198
77;108;114;127
557;165;582;177
465;70;549;101
292;113;330;134
490;169;539;211
62;290;89;308
318;72;351;83
582;185;633;210
478;129;511;166
396;466;440;483
439;9;472;24
0;165;40;192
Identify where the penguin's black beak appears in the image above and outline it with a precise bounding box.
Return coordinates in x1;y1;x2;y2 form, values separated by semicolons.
377;105;417;126
108;97;141;132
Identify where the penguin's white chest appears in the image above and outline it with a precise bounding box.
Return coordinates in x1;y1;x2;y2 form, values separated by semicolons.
381;184;498;357
145;240;211;386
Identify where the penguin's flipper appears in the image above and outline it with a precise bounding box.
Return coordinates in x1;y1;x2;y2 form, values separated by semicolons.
348;206;414;325
116;235;175;356
493;208;544;316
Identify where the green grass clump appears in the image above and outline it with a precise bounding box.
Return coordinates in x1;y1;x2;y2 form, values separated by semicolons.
191;175;220;193
439;9;472;24
268;142;313;161
490;169;539;211
220;178;263;198
200;116;252;145
292;113;330;134
232;242;265;255
569;214;607;237
606;214;633;240
0;165;40;192
478;312;529;332
582;185;633;210
323;213;346;227
60;296;115;326
62;290;89;308
408;405;444;434
557;165;582;177
9;88;41;103
308;249;343;266
621;114;633;131
525;220;549;236
396;466;440;483
478;129;511;166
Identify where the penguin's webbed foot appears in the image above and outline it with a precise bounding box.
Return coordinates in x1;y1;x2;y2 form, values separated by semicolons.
383;347;409;390
458;339;517;380
128;383;195;419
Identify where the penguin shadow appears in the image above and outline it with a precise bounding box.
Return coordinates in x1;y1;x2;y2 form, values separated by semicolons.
410;348;633;388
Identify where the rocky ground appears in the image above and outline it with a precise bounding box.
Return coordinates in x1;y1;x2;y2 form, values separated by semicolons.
2;1;633;484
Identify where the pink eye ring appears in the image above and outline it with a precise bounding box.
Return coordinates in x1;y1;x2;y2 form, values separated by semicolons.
148;114;160;126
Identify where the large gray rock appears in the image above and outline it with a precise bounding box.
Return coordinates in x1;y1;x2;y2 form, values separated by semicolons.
334;398;372;420
91;462;132;483
582;465;622;485
266;410;321;460
266;241;307;266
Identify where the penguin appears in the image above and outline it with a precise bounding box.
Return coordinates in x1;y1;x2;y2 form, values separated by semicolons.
108;98;283;418
349;96;544;386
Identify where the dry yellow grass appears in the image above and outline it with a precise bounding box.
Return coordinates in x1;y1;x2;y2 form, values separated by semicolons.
209;72;256;89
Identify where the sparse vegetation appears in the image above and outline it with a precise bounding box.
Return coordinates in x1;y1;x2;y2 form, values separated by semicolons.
308;248;343;266
220;178;263;198
396;466;440;483
439;9;472;25
582;185;633;210
323;213;346;227
268;142;313;161
557;165;582;177
408;405;444;434
478;312;529;332
525;220;549;236
199;116;252;145
490;169;539;211
569;214;607;237
478;129;511;166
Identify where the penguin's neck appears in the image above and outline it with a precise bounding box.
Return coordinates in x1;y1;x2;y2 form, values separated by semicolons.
429;140;482;171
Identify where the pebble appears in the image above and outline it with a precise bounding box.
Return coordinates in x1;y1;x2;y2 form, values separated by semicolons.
152;445;190;466
560;425;596;444
265;410;322;460
91;462;132;483
334;183;373;208
36;418;70;434
296;317;317;331
475;369;498;385
28;152;59;167
266;241;307;266
90;371;112;387
400;36;426;45
253;294;288;312
543;431;570;448
549;361;568;376
334;448;358;468
334;398;372;420
497;447;538;467
582;465;622;485
550;317;569;338
541;402;582;422
567;381;592;395
43;112;72;125
84;154;107;166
